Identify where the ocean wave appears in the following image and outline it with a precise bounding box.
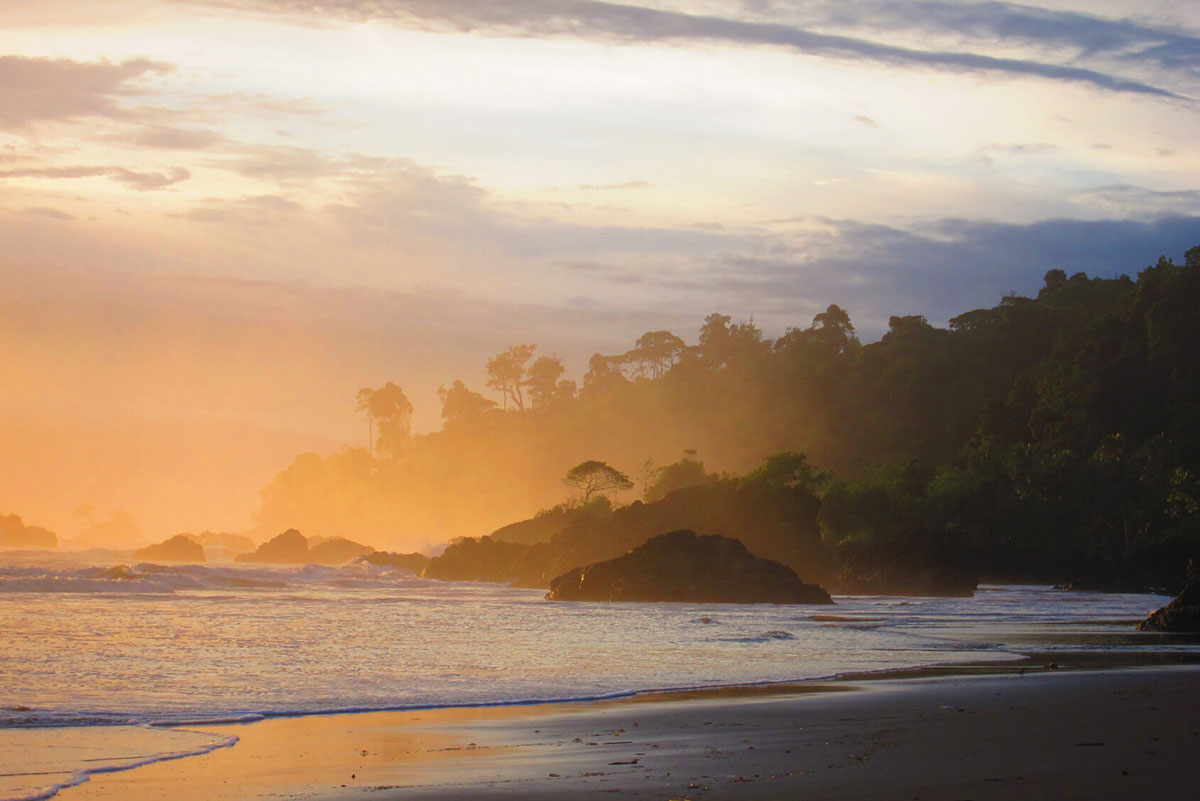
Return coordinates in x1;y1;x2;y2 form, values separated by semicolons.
0;561;430;595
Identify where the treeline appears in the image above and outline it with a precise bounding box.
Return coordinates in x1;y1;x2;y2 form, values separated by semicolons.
258;247;1200;589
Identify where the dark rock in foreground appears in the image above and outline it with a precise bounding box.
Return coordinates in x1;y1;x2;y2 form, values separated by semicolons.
363;551;430;574
236;529;310;564
545;530;833;604
307;537;373;565
1139;569;1200;632
133;534;206;563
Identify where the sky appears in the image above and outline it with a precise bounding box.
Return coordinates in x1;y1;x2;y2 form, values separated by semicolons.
2;0;1199;540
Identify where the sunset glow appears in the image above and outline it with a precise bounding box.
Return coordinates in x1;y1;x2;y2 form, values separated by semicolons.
3;0;1199;540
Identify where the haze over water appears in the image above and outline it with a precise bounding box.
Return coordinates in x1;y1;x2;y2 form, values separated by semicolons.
0;557;1179;730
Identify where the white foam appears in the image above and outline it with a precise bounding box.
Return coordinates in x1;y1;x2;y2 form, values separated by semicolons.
0;727;237;801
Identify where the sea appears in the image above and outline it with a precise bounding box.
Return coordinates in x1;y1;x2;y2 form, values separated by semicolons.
0;548;1194;801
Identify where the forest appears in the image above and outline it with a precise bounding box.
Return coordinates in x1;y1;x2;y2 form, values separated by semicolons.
257;246;1200;593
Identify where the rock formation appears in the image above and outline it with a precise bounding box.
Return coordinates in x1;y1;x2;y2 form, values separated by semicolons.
0;513;57;549
133;534;206;563
422;536;553;587
363;551;431;574
545;530;833;604
307;537;374;565
1139;565;1200;632
235;529;310;563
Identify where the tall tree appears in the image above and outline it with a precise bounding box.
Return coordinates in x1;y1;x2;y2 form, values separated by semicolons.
356;382;414;460
526;356;567;410
438;380;497;425
486;344;536;410
628;330;686;379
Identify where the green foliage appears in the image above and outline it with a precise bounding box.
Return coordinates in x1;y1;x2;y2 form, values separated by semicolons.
643;456;714;503
742;451;830;493
264;245;1199;590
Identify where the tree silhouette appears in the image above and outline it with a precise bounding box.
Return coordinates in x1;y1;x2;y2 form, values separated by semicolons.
563;460;634;503
356;382;414;460
486;344;536;410
628;330;686;379
438;380;497;424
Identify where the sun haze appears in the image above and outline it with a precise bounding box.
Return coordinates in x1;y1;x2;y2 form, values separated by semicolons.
2;0;1198;546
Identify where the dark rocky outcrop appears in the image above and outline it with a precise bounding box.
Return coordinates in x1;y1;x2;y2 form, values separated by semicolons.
133;534;206;563
234;529;378;565
307;537;374;565
425;482;833;590
236;529;310;564
422;536;554;587
545;530;833;604
1139;567;1200;632
363;551;430;574
0;513;57;549
490;506;582;545
545;484;832;588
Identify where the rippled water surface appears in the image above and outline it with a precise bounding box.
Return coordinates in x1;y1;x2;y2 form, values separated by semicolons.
2;550;1193;801
0;552;1182;729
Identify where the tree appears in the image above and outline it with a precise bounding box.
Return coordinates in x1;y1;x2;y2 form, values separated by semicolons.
437;380;496;425
698;313;766;370
526;356;570;410
644;453;714;502
356;382;414;460
627;330;686;379
742;451;830;493
582;353;628;396
486;344;536;410
809;304;859;355
563;460;634;503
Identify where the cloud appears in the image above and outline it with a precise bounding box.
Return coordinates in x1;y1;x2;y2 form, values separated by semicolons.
558;260;645;284
795;1;1200;77
0;56;171;129
1073;183;1200;218
696;213;1200;335
205;145;387;183
577;180;653;191
172;194;304;224
186;0;1184;97
971;141;1057;164
0;164;191;191
17;206;75;221
128;125;227;150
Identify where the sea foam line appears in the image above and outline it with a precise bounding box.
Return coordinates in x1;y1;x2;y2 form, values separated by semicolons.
1;729;238;801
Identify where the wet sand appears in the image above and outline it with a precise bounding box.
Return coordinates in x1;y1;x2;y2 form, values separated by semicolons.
60;661;1200;801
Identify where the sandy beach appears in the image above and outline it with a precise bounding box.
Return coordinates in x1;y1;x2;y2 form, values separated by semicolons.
56;661;1200;801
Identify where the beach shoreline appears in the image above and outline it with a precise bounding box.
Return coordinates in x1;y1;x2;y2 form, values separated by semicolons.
50;655;1200;801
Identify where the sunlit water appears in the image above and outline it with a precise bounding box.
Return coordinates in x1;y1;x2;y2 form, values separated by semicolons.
0;549;1192;800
